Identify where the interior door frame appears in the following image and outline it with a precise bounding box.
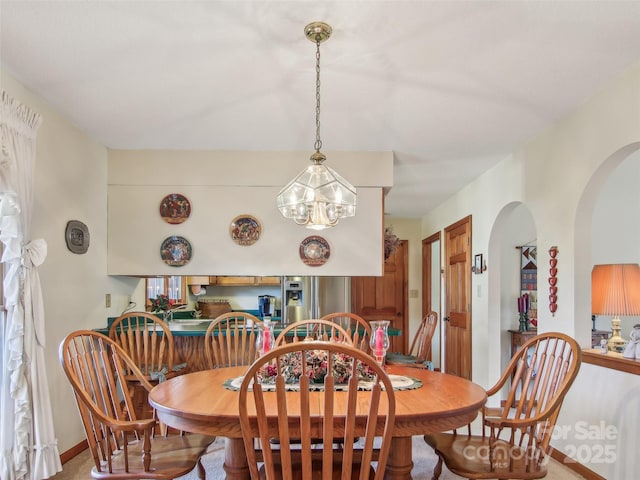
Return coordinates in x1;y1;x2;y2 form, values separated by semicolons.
422;231;441;368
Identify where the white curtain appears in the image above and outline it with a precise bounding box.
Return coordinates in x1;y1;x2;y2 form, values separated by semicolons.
0;90;61;479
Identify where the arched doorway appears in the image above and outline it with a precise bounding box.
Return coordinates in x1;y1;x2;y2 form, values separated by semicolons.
487;202;537;396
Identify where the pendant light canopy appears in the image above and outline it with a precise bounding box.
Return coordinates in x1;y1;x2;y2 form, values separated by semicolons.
276;22;357;230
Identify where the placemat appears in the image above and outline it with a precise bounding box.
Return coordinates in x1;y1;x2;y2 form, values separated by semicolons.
223;374;422;392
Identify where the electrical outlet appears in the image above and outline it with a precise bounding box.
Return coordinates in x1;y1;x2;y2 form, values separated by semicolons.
105;293;111;308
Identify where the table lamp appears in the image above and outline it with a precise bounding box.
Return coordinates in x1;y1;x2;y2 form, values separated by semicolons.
591;264;640;352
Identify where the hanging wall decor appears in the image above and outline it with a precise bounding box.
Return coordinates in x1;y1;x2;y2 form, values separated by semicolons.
65;220;90;254
548;246;558;315
299;235;330;266
518;245;537;327
160;235;192;266
229;214;261;246
159;193;191;224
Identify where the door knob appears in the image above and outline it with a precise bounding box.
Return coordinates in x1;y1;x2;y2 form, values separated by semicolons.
443;316;450;322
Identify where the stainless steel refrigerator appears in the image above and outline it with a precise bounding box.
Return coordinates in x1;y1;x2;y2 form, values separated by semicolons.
281;276;350;324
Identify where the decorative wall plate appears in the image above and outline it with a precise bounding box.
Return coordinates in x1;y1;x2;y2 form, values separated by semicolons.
159;193;191;224
299;235;330;266
65;220;90;254
229;214;261;246
160;236;192;266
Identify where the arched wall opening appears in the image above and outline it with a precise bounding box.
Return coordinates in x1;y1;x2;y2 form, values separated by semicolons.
487;201;537;398
574;142;640;343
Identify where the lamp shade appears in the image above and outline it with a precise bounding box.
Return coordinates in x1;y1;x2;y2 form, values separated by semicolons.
591;263;640;316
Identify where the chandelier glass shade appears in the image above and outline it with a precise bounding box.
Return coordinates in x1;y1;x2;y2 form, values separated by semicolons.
276;22;357;230
277;153;356;230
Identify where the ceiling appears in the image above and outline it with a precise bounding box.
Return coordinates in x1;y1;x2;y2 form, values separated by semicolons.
2;1;640;218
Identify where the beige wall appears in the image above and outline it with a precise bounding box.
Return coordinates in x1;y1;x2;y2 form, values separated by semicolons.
1;69;138;453
107;149;392;276
419;61;640;477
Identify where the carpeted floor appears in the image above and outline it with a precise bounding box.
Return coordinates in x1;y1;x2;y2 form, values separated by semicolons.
51;435;586;479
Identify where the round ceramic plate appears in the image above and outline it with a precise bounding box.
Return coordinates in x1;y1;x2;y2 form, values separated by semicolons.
160;236;192;266
159;193;191;224
299;235;330;266
229;214;261;246
65;220;90;254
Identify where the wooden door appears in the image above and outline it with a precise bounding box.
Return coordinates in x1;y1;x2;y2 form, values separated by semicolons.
444;216;472;379
351;240;408;354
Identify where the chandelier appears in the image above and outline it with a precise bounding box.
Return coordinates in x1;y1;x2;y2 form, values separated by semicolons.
276;22;357;230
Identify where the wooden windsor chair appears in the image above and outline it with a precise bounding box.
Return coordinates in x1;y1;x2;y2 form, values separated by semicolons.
274;319;353;347
320;312;372;351
59;330;214;479
109;312;186;419
424;332;581;480
204;311;263;369
239;341;396;480
386;311;438;369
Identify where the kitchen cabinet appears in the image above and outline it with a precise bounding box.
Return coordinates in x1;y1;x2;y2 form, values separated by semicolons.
213;276;256;286
187;276;281;286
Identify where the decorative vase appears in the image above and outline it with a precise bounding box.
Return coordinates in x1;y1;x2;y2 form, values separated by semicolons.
256;322;275;356
161;310;173;323
369;320;390;366
518;312;529;332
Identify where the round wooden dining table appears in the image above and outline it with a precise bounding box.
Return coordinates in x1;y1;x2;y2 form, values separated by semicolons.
149;365;486;480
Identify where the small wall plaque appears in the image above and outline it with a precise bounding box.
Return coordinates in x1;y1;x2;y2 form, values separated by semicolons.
65;220;90;254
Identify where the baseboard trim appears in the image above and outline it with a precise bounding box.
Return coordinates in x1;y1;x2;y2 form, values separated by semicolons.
60;440;88;465
549;447;606;480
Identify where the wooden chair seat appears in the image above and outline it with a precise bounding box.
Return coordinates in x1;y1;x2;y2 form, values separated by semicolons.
257;461;374;480
90;434;214;480
424;433;548;480
423;332;581;480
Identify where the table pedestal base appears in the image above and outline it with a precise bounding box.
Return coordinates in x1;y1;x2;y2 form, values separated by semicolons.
223;438;250;480
385;437;414;480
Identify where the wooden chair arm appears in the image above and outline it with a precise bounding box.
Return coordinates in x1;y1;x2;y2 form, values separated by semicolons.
484;408;556;430
485;356;527;397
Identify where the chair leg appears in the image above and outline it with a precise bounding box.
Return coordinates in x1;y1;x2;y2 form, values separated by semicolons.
196;458;206;479
432;456;443;480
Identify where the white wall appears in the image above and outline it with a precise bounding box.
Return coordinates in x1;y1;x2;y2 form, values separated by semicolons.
1;69;138;453
420;61;640;477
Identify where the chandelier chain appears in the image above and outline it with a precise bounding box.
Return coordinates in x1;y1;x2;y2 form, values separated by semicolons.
314;39;322;153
